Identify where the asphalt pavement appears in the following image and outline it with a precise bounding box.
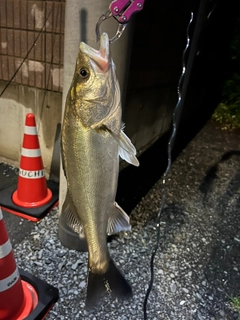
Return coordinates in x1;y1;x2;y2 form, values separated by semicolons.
1;120;240;319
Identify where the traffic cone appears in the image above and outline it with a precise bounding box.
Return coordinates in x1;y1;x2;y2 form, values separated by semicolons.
0;207;59;319
0;207;38;319
0;113;59;221
12;113;52;208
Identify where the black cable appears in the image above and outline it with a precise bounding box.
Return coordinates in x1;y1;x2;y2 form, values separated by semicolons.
0;2;54;98
143;12;194;319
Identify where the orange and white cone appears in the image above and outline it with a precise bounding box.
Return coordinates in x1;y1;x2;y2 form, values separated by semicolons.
0;208;38;319
12;113;52;208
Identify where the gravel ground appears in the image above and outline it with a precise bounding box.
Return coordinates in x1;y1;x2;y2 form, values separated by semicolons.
12;121;240;319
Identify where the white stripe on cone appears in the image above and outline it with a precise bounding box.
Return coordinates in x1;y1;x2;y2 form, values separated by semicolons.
0;239;12;259
0;208;2;220
19;169;45;179
21;148;41;157
0;267;20;292
24;125;38;135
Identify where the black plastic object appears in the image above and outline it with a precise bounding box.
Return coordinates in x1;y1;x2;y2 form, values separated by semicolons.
0;180;59;222
19;268;59;320
58;200;119;252
58;210;88;252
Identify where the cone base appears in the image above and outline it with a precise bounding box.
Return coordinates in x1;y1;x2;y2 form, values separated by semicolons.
19;269;59;320
0;181;59;221
12;188;52;208
15;281;38;320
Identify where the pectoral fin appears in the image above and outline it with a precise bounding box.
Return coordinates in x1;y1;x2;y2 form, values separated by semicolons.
117;130;139;166
62;191;85;238
103;125;139;167
107;202;131;235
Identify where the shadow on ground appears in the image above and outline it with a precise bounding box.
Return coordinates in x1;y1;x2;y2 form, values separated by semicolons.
197;153;240;319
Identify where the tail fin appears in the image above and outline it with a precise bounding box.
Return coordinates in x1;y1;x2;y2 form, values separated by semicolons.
86;259;132;309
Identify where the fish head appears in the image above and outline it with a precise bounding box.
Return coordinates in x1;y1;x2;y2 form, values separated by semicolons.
68;32;120;128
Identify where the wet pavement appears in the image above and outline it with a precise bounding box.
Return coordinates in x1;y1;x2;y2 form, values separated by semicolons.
0;120;240;319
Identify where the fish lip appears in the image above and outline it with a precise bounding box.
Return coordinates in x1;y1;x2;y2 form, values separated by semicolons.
80;33;110;73
99;32;109;60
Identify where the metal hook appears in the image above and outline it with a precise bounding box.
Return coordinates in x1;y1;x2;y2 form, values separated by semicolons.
95;10;127;44
110;23;127;43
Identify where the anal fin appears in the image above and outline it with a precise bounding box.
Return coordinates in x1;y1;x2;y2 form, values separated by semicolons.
107;202;131;235
62;191;85;239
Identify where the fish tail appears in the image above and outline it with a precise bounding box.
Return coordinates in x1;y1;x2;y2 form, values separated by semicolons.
86;259;132;309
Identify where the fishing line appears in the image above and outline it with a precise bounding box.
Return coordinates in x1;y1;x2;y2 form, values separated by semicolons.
0;1;54;98
143;12;193;319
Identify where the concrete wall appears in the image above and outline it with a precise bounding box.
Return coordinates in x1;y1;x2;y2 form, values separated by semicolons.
0;0;64;178
0;81;62;179
120;1;189;155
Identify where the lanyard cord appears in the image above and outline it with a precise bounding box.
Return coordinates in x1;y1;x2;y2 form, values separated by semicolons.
143;11;194;319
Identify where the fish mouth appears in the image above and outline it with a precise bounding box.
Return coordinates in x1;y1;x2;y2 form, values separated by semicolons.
80;33;110;73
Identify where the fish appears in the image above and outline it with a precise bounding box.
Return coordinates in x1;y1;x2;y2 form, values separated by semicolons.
61;32;139;308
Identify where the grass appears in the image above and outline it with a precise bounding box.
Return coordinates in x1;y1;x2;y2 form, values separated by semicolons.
212;71;240;130
230;296;240;318
212;102;240;130
211;17;240;130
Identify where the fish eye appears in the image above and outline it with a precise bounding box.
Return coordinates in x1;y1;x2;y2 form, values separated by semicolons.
79;68;89;78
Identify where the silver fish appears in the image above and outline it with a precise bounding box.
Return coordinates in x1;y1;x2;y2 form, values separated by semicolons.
61;32;139;308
